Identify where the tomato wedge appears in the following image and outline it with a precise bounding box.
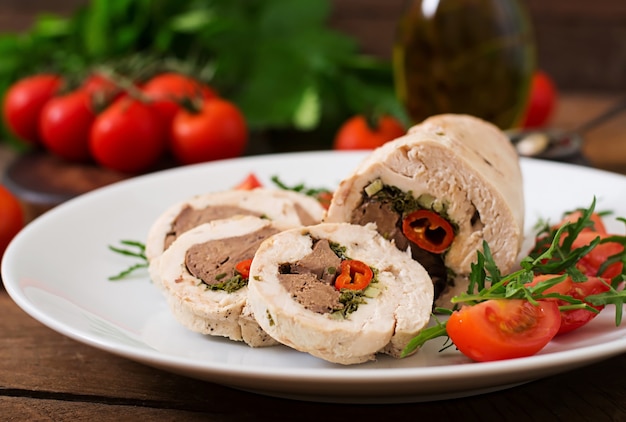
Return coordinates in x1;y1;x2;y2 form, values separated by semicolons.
447;299;561;362
402;209;454;254
557;210;607;234
233;173;263;190
530;274;610;335
334;259;373;290
571;231;624;278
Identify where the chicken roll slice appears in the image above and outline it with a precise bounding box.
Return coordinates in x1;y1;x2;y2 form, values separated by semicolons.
247;222;434;365
146;188;325;289
324;114;524;308
155;215;295;347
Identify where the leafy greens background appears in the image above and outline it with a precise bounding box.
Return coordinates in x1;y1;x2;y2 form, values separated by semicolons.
0;0;406;150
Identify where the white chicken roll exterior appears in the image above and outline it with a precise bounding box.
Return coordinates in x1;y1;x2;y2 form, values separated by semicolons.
155;215;295;347
146;188;326;289
247;222;434;365
324;114;524;308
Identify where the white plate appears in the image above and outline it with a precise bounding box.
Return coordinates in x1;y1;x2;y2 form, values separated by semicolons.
3;151;626;404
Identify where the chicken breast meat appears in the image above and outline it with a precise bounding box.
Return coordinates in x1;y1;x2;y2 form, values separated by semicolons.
247;222;434;365
325;114;524;308
146;188;326;290
153;215;297;347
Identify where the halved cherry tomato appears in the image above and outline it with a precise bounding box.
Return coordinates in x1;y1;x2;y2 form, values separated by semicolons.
447;299;561;362
333;114;405;150
334;259;373;290
235;258;253;279
530;274;610;335
557;210;607;234
402;209;454;254
233;173;263;190
3;74;63;145
571;231;624;279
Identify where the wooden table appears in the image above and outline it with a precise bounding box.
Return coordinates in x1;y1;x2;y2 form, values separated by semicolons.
3;92;626;420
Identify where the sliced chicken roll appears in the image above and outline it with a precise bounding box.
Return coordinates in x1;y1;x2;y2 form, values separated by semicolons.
154;215;294;347
247;222;434;365
146;188;325;289
325;114;524;308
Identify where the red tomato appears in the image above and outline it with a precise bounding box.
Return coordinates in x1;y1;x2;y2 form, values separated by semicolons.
80;72;123;105
315;191;333;210
143;73;217;139
171;98;247;165
0;184;24;258
557;210;607;234
521;70;557;128
530;274;610;335
3;74;63;145
571;231;624;279
333;115;405;150
233;173;263;190
39;90;95;162
89;97;166;173
447;299;561;362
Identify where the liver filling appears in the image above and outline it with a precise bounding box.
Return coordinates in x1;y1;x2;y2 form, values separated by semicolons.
185;226;279;286
277;238;344;314
165;204;262;250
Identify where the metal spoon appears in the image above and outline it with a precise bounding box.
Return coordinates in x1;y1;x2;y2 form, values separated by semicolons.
507;97;626;160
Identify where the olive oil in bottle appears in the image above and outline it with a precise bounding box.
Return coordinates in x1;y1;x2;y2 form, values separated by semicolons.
393;0;535;129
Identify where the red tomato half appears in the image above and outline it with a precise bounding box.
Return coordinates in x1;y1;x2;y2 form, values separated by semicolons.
89;97;166;173
0;184;24;258
3;74;63;145
571;231;624;279
530;274;610;335
557;210;607;234
521;70;557;128
233;173;263;190
447;299;561;362
333;115;405;150
171;98;247;165
39;90;95;162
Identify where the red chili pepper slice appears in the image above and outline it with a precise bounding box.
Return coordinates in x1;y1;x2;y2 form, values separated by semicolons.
402;209;455;254
235;258;253;279
334;259;373;291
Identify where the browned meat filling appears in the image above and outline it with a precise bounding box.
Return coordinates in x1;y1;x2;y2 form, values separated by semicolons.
185;226;279;291
277;239;344;314
165;204;262;250
350;189;449;301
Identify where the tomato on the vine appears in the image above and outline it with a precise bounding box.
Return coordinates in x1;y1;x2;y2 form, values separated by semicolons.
521;70;557;128
80;72;123;105
143;73;217;137
39;90;95;162
0;184;24;258
3;74;63;145
447;299;561;362
89;96;166;173
171;98;247;165
333;114;405;150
